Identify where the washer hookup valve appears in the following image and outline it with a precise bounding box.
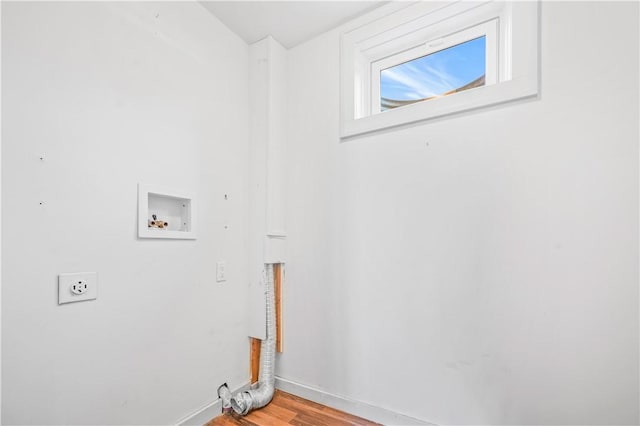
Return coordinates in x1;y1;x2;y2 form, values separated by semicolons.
148;214;168;229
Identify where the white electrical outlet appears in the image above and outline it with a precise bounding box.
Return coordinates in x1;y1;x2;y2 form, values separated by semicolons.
216;261;227;282
71;280;88;294
59;272;97;304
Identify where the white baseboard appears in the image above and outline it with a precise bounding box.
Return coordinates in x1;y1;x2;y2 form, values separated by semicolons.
275;376;434;426
175;381;250;426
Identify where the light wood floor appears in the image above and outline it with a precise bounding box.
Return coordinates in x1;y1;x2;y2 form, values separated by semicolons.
206;390;380;426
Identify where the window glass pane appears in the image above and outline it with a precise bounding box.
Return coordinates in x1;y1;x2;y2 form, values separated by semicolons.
380;36;486;111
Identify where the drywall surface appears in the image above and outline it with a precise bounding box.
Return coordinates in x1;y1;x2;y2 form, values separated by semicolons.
2;2;249;424
278;2;639;425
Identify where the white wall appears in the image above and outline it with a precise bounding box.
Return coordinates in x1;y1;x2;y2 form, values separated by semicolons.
2;2;250;424
278;2;639;425
0;3;3;421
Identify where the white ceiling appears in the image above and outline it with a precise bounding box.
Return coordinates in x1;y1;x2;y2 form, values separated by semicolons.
200;1;384;49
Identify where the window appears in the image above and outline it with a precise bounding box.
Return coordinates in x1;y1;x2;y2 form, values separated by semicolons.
379;36;486;111
340;1;540;138
373;19;497;113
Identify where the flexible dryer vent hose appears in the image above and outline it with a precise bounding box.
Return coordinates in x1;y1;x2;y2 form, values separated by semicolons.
230;264;276;415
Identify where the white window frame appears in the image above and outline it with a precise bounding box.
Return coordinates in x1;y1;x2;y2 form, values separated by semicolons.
340;1;540;139
371;19;499;114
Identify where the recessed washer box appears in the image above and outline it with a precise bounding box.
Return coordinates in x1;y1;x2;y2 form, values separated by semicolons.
138;183;197;240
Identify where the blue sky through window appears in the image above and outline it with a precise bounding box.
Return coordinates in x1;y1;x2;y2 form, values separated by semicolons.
380;36;486;110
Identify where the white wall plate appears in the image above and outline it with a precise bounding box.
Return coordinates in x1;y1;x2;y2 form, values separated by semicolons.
58;272;97;304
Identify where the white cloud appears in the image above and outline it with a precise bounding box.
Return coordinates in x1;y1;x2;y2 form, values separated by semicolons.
382;57;462;100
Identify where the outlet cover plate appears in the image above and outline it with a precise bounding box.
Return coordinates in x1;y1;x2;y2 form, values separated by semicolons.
58;272;97;304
